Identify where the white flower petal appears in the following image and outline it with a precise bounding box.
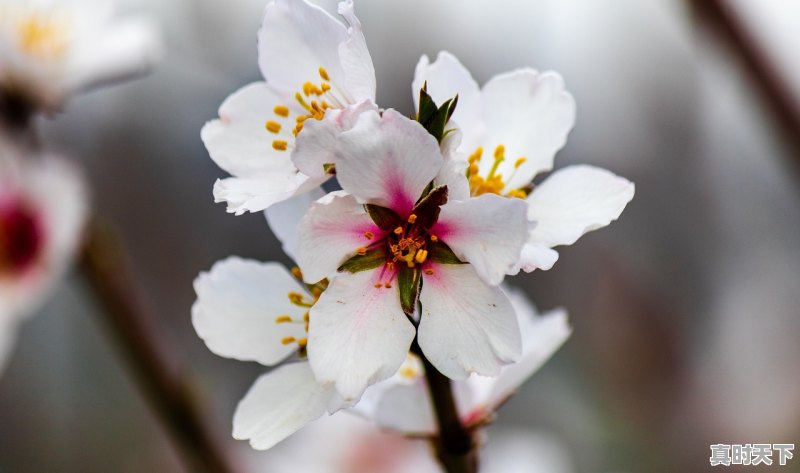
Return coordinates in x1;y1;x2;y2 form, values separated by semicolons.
418;264;522;379
265;187;326;261
509;244;559;274
373;379;437;435
258;0;348;94
213;172;321;215
527;165;635;248
476;70;576;190
336;0;376;102
435;158;470;203
233;362;334;450
308;269;415;402
293;100;376;179
192;258;307;365
412;51;482;136
201;82;298;179
296;191;384;284
335;109;443;216
0;318;19;376
433;194;530;286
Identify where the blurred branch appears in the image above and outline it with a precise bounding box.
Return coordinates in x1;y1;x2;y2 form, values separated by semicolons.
690;0;800;175
80;219;244;473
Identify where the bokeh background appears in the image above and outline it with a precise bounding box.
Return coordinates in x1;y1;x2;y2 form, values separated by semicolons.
2;0;799;471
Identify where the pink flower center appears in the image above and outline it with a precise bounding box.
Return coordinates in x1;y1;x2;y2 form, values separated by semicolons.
0;197;44;276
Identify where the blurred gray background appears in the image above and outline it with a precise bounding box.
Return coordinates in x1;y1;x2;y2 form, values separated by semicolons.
1;0;799;471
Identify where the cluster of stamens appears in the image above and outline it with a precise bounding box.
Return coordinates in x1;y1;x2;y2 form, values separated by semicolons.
466;145;528;199
274;267;327;353
8;10;69;60
264;67;348;153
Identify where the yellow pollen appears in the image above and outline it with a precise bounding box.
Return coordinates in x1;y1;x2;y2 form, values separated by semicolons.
274;105;290;117
414;249;428;264
374;282;383;288
386;262;395;271
265;120;282;133
311;287;322;298
17;14;69;59
319;67;330;81
468;147;484;163
507;189;528;199
430;235;438;242
363;231;374;240
424;268;435;275
303;82;315;96
296;337;308;348
291;266;303;280
514;157;527;169
321;83;331;92
494;145;506;159
393;226;404;235
407;214;417;224
384;282;392;288
288;292;306;304
356;247;367;256
399;366;418;378
468;163;480;176
272;140;288;151
281;336;296;345
275;315;293;324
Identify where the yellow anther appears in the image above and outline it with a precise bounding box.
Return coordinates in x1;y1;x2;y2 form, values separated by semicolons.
291;267;303;280
272;140;288;151
494;144;506;159
303;82;315;96
386;262;395;271
275;315;293;324
414;249;428;264
17;14;68;59
393;226;404;235
281;336;296;345
295;92;313;112
430;235;438;242
321;83;331;92
514;157;527;169
265;120;282;133
399;366;418;378
374;282;383;288
507;189;528;199
303;312;310;322
356;247;367;256
274;105;290;117
311;287;322;298
319;67;330;81
288;292;305;304
407;214;417;224
468;147;483;163
424;268;435;275
296;337;308;348
468;163;480;176
384;282;392;288
363;231;374;240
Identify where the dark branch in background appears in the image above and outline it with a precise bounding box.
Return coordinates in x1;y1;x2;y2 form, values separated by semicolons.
690;0;800;176
411;339;477;473
80;219;244;473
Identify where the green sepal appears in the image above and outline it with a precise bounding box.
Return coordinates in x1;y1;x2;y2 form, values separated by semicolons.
428;241;464;265
416;83;458;143
411;185;448;229
338;246;388;273
398;264;422;315
364;204;403;231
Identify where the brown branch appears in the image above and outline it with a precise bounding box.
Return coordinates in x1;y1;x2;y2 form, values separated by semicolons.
690;0;800;175
80;219;244;473
412;340;477;473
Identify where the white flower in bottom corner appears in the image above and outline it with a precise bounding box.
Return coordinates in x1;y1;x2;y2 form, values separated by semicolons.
414;51;635;272
0;147;87;374
0;0;160;110
201;0;377;215
356;287;571;436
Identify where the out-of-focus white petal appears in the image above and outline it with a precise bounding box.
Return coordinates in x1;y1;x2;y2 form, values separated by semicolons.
233;362;334;450
192;258;307;366
265;187;326;261
412;51;482;136
509;244;559;274
335;109;443;216
336;0;376;102
433;194;529;285
418;264;521;380
526;165;635;248
296;191;384;284
474;70;576;190
372;378;436;434
481;428;576;473
0;318;18;375
308;268;415;402
258;0;348;93
212;173;321;216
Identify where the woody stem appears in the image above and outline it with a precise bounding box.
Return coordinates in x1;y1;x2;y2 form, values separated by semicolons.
412;339;477;473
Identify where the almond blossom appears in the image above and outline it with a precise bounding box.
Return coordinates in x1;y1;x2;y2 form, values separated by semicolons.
0;144;87;373
0;0;160;111
202;0;376;215
413;52;635;272
295;108;533;401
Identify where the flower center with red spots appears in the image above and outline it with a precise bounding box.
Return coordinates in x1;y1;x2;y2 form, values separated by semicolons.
0;197;43;276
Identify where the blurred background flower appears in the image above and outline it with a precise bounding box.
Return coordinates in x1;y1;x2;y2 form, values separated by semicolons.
1;0;799;472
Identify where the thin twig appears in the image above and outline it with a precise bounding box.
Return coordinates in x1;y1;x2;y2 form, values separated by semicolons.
79;219;244;473
412;339;476;473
